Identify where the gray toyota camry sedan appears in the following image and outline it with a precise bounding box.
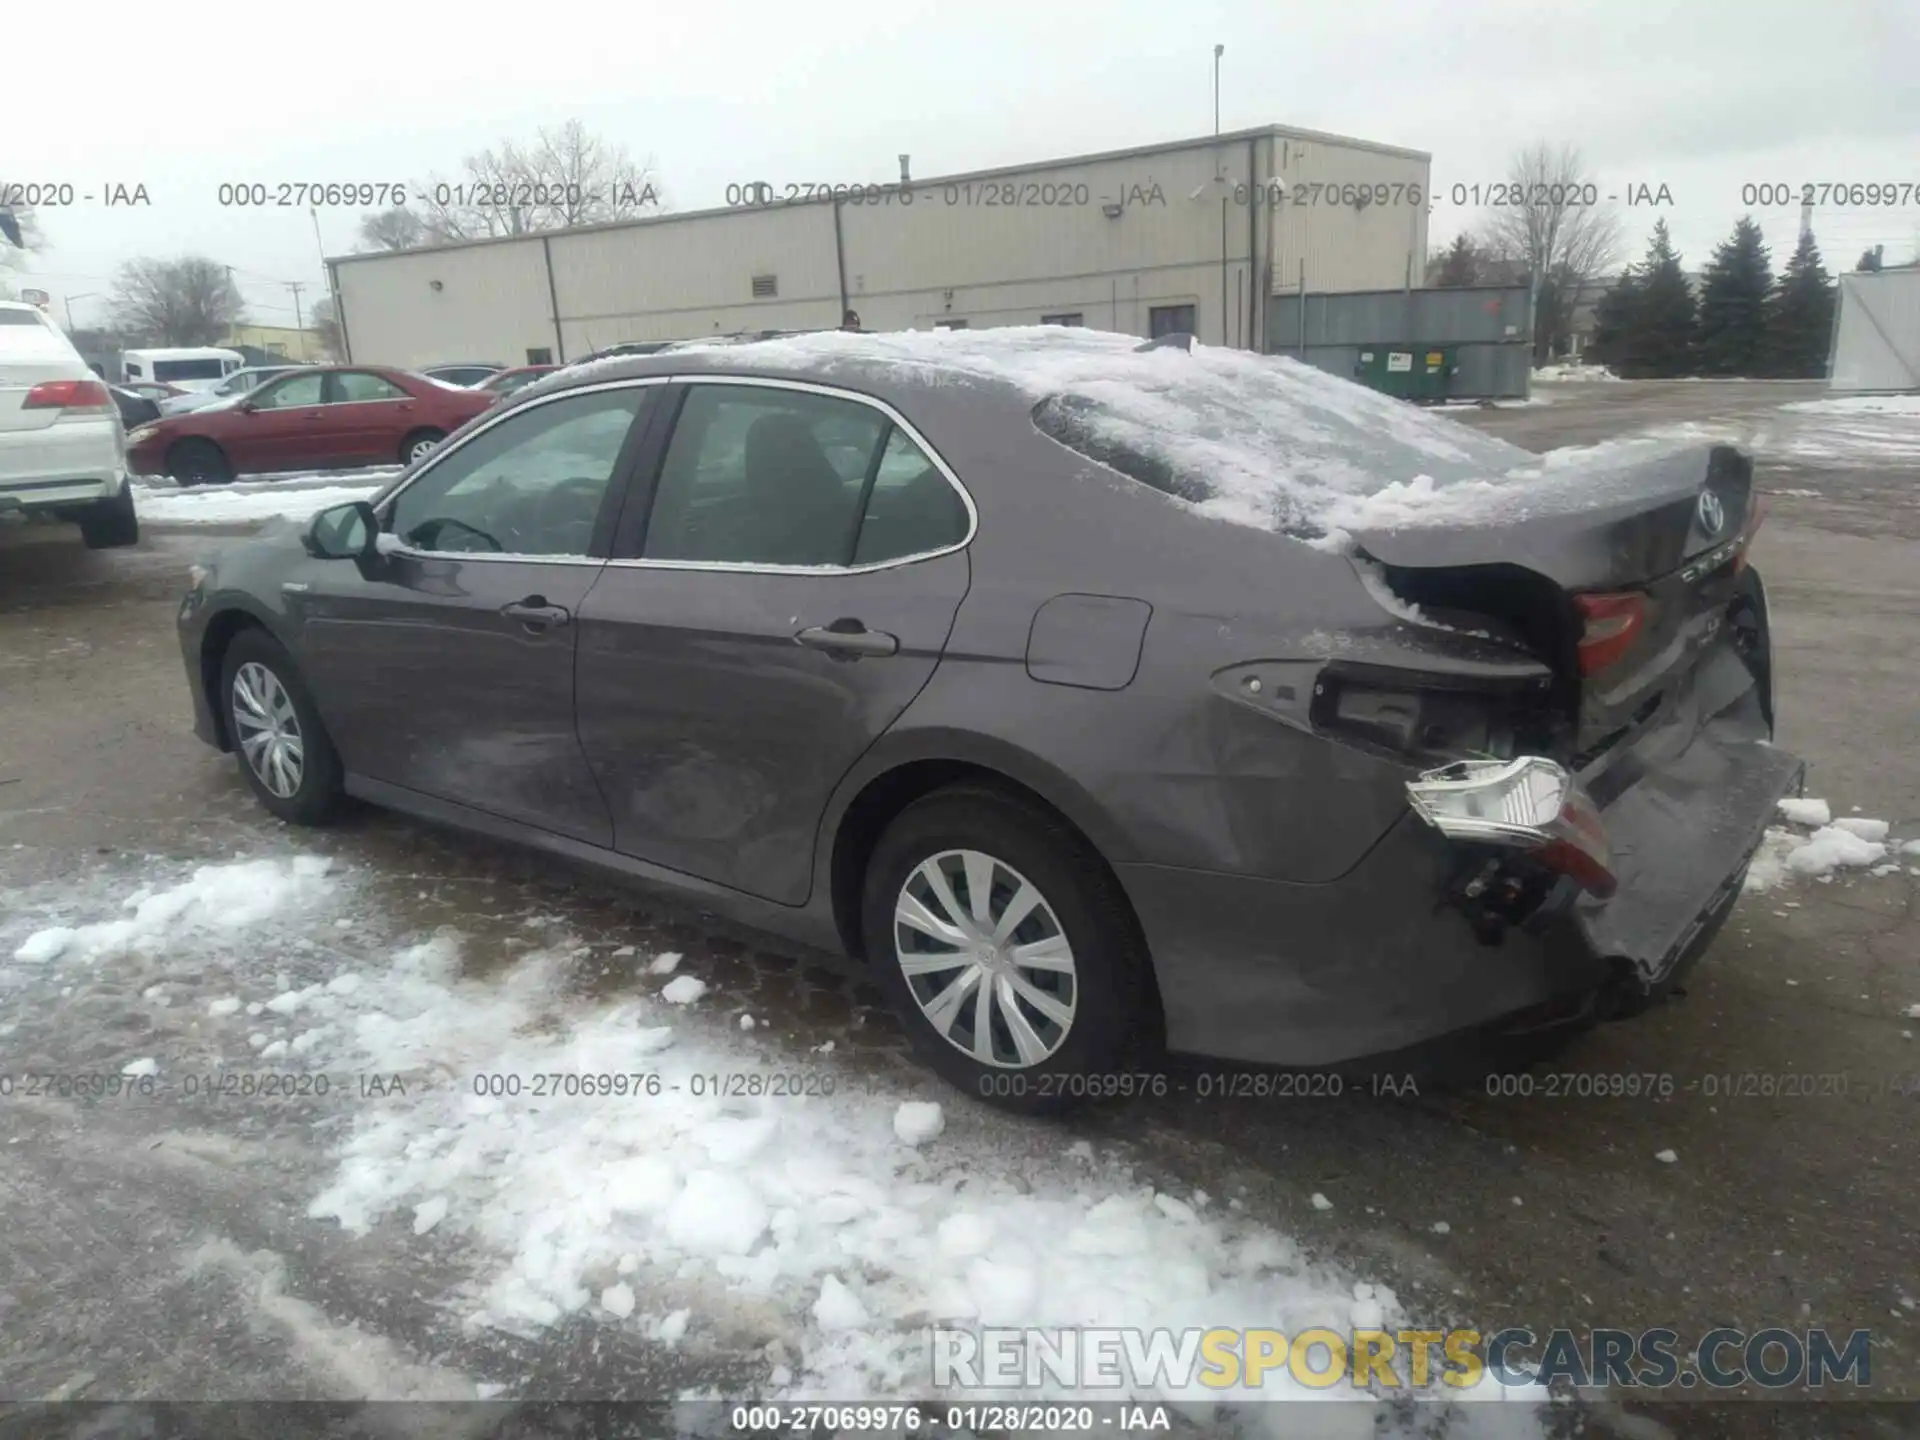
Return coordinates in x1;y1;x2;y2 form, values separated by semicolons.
175;328;1800;1110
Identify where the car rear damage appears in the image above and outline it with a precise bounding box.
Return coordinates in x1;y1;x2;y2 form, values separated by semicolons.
1334;441;1802;1009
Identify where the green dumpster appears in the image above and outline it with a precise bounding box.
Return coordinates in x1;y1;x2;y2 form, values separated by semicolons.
1352;345;1459;401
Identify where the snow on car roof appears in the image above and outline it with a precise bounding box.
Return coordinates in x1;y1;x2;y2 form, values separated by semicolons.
602;327;1735;545
664;327;1539;536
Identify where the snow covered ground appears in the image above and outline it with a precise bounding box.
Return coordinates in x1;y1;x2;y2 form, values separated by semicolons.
1779;394;1920;417
2;851;1551;1430
133;469;399;526
1529;364;1620;383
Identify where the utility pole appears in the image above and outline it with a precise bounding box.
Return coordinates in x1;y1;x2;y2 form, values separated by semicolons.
285;280;307;336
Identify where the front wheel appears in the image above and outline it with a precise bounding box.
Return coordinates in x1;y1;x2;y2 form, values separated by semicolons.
862;785;1153;1114
168;439;232;486
400;428;446;466
218;629;344;825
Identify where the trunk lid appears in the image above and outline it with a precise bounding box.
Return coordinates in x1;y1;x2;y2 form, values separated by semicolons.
1349;443;1765;762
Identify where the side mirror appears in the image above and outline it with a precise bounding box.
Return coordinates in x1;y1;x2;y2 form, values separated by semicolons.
236;399;258;413
303;500;378;560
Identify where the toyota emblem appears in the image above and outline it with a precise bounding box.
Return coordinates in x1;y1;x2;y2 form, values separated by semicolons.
1696;489;1726;538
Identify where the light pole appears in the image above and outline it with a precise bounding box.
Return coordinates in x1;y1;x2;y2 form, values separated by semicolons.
1213;43;1224;135
1214;44;1227;344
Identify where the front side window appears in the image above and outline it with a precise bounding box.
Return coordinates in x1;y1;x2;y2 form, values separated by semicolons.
388;387;649;557
643;385;886;567
333;371;406;403
251;372;326;409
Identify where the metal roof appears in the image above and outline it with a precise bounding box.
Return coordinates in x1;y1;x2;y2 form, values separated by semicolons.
329;123;1431;268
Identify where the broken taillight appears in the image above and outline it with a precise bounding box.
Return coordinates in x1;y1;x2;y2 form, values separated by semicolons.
1406;755;1617;898
1573;591;1646;676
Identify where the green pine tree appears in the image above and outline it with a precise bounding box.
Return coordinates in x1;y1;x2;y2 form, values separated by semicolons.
1434;234;1480;288
1586;266;1639;369
1634;221;1698;377
1695;217;1773;377
1765;229;1835;379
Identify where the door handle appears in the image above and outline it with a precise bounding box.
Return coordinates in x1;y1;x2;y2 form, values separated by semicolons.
501;597;572;630
795;620;898;658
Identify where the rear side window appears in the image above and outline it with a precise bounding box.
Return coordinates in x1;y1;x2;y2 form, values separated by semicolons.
643;385;885;567
333;371;406;402
852;428;969;565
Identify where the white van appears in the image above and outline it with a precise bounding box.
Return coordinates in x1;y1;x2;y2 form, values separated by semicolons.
120;347;245;395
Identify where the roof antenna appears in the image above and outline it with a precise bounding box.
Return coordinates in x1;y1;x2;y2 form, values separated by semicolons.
899;154;911;185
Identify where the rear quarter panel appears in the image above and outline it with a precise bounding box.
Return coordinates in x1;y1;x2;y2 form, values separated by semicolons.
865;379;1419;885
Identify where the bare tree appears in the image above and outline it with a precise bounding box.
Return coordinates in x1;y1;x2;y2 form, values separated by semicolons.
357;207;428;252
415;120;665;242
108;257;245;346
310;295;343;360
1473;144;1623;361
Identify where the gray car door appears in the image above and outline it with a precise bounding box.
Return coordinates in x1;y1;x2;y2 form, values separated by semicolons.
293;382;659;845
574;378;974;904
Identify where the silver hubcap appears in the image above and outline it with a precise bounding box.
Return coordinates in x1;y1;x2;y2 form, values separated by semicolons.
232;661;305;799
894;849;1077;1069
409;437;437;461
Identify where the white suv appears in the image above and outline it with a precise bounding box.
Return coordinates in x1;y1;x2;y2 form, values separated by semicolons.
0;301;138;548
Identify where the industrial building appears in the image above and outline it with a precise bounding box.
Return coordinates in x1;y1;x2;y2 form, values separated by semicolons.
329;124;1430;368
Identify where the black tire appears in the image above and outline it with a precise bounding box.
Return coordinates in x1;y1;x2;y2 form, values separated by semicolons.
79;484;140;550
168;438;232;486
218;629;344;826
400;428;446;466
861;784;1153;1115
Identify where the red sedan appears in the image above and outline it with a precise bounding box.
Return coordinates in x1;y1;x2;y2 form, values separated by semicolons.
125;365;493;485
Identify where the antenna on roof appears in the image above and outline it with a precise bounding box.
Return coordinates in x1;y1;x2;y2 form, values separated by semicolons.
899;154;911;185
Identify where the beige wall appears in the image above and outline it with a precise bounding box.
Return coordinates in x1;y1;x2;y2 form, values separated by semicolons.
333;128;1429;365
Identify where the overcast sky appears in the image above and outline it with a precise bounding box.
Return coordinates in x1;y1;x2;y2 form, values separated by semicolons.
8;0;1917;329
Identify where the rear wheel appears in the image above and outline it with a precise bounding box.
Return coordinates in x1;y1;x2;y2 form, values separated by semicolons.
218;629;343;825
168;439;232;487
400;428;446;466
79;485;139;549
862;785;1151;1114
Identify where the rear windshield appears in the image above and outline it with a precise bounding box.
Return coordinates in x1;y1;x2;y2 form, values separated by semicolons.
0;309;47;327
154;358;229;381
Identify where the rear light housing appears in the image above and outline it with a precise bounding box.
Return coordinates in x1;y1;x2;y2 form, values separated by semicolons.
1573;591;1646;676
23;378;113;414
1406;755;1617;898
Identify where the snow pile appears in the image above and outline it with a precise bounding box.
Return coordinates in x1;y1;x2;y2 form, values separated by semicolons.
1780;395;1920;416
1531;363;1621;382
4;856;1545;1422
1746;799;1896;891
281;917;1502;1411
137;480;390;526
10;856;338;965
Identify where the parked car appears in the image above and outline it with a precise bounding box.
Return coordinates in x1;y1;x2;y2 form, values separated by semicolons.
159;364;306;417
420;363;507;387
108;384;162;430
126;365;493;484
0;300;139;548
475;364;559;401
174;329;1796;1111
